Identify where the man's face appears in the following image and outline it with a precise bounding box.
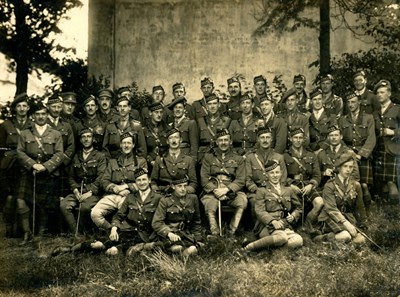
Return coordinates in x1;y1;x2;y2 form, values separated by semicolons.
62;102;75;116
285;95;298;111
311;95;323;111
338;160;354;179
228;82;241;97
239;98;253;115
353;75;366;91
290;133;304;149
136;174;150;191
84;100;98;116
267;166;282;185
172;182;187;198
152;90;165;103
117;100;131;117
98;97;112;111
260;100;273;116
173;103;185;118
150;109;163;123
294;81;305;94
167;132;181;149
206;99;219;115
201;83;214;97
120;137;134;154
48;103;62;118
33;109;48;126
320;80;333;94
254;81;266;96
216;135;231;152
376;87;391;104
173;87;186;100
15;102;29;117
258;133;272;149
80;132;94;148
347;97;360;113
328;131;342;146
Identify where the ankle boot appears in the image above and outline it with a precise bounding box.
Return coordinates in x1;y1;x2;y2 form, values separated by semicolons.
207;212;219;236
229;208;244;234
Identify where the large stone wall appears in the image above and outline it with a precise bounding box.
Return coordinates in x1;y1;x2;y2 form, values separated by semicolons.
88;0;372;102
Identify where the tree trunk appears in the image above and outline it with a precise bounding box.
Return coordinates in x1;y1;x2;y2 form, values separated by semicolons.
319;0;330;74
14;0;29;95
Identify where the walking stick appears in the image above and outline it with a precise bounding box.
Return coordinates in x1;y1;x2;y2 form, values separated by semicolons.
210;176;223;236
75;180;84;237
32;171;37;238
355;226;383;251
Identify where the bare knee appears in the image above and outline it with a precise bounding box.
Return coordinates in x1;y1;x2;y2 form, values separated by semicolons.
312;197;324;211
335;230;352;243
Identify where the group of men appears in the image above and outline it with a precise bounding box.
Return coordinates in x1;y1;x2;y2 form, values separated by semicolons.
0;70;399;255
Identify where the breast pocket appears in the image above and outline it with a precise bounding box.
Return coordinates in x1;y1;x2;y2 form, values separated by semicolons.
127;204;140;221
42;136;57;155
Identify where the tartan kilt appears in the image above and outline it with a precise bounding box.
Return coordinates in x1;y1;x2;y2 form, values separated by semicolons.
15;170;61;211
374;144;398;182
358;157;373;184
322;212;357;234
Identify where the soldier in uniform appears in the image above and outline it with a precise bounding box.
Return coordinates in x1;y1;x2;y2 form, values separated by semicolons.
278;88;310;148
258;95;288;154
243;160;303;252
91;132;147;231
102;96;147;159
169;82;196;120
16;102;64;243
60;128;107;235
316;152;366;244
200;129;247;236
245;127;287;226
141;85;173;124
284;128;323;234
253;75;270;111
192;77;219;120
228;93;261;156
373;80;400;203
46;94;76;197
317;125;360;187
167;97;199;162
197;93;231;162
225;76;243;121
151;128;197;195
309;89;337;152
152;176;203;257
60;92;81;140
115;86;141;121
292;74;309;114
81;95;107;151
320;74;343;118
97;88;118;124
143;102;169;167
351;70;378;115
0;93;32;237
339;92;376;212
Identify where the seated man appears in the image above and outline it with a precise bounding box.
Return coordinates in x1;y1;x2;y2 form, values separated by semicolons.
152;176;203;257
200;129;247;236
91;132;147;231
315;152;367;244
284;128;323;234
60;128;107;235
243;160;303;252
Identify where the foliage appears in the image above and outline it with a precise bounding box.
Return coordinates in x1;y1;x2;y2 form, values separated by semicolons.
0;0;83;94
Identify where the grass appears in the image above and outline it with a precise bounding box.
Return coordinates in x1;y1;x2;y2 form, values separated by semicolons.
0;203;400;297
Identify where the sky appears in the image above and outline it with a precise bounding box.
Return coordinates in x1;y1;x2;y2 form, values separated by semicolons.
0;0;88;105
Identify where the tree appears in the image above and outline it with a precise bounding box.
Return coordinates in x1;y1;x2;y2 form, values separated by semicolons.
0;0;82;95
252;0;397;75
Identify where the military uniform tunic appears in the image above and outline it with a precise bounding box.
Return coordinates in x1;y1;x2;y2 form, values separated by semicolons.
309;109;337;151
228;115;260;156
168;117;199;162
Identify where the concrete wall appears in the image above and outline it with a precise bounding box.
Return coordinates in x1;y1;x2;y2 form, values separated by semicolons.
88;0;373;103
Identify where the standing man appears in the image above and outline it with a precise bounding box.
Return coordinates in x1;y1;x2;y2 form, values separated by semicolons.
351;70;378;115
141;85;173;124
373;80;400;203
167;97;199;162
60;128;107;235
91;132;147;231
320;74;343;118
243;160;303;252
200;129;247;236
192;77;217;120
225;76;243;121
253;75;269;111
102;96;147;159
170;82;196;120
97;88;118;124
81;95;107;151
60;92;81;139
339;92;376;212
197;93;231;162
115;86;141;121
292;74;309;114
0;93;32;237
16;102;64;243
258;95;288;154
151;128;197;195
